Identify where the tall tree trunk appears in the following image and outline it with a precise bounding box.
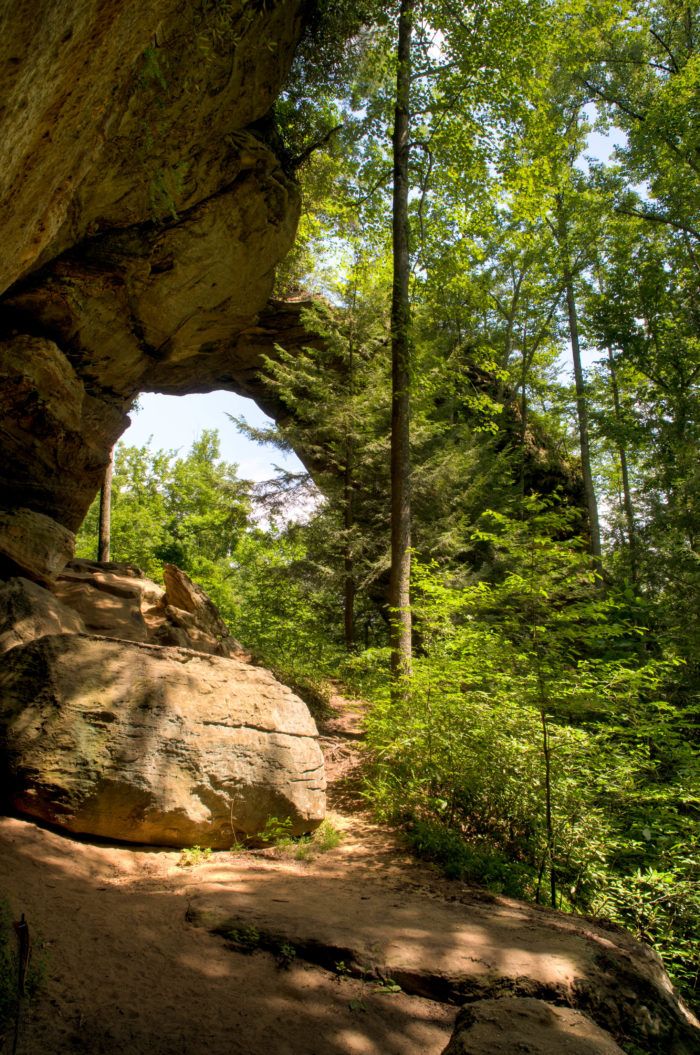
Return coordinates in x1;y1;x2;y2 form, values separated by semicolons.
97;446;114;563
557;207;602;565
518;324;530;507
343;376;355;650
607;346;639;582
389;0;414;681
565;277;602;564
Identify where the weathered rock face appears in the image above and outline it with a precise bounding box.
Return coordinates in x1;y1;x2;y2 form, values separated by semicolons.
159;563;247;657
51;559;167;644
0;577;85;653
0;506;77;584
51;558;249;657
0;562;325;846
442;998;627;1055
0;633;325;847
0;0;309;581
0;0;304;295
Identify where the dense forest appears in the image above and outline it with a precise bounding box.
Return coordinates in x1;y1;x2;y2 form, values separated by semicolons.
78;0;699;1008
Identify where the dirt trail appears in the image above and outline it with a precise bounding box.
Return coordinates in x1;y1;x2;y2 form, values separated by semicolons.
0;694;697;1055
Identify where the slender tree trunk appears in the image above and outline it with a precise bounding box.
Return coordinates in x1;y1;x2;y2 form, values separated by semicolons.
344;553;356;649
557;208;602;565
607;346;639;582
389;0;414;681
539;700;557;910
518;325;530;507
343;430;355;650
565;276;602;564
97;446;114;563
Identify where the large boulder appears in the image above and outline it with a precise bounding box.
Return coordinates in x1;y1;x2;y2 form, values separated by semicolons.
0;633;325;847
442;998;627;1055
0;577;85;653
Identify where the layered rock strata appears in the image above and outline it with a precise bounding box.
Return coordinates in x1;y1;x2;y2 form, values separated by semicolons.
0;0;307;582
0;564;325;846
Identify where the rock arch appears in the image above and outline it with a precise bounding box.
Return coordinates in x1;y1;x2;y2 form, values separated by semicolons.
0;0;312;582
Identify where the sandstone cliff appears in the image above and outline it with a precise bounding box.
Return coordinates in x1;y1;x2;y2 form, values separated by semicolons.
0;563;325;846
0;0;309;582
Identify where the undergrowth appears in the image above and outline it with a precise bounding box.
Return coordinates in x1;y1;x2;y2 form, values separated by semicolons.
259;816;343;861
263;664;336;723
178;845;213;868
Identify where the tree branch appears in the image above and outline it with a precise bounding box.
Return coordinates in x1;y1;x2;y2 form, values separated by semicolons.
290;124;344;170
615;206;700;240
649;26;680;73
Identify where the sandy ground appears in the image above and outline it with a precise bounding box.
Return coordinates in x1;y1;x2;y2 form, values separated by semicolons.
0;694;696;1055
0;695;456;1055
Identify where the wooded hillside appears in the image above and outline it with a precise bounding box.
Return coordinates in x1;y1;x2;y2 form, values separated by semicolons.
76;0;699;1012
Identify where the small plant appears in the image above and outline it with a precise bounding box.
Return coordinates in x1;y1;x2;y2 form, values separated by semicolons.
294;819;344;861
332;957;402;1010
261;816;294;847
275;942;297;970
224;924;261;953
178;845;213;868
293;838;314;862
372;977;402;995
312;818;343;853
139;44;168;92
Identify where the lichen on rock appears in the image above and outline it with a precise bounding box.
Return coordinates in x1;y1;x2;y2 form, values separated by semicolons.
0;633;326;848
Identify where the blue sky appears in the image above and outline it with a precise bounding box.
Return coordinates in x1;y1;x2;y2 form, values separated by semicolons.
122;391;304;482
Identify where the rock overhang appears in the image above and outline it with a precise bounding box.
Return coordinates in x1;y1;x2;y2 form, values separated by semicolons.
0;0;311;582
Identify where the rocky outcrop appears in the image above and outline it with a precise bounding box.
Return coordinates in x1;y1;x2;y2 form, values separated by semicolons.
0;577;85;653
159;563;246;657
0;561;325;846
191;845;700;1055
51;559;167;644
51;558;249;658
0;507;77;585
0;0;308;581
441;998;627;1055
0;633;325;847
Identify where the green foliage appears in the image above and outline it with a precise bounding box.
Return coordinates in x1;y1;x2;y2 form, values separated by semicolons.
178;845;213;868
363;501;699;1000
260;816;294;847
293;819;343;860
232;523;352;695
139;45;167;93
260;816;342;860
371;977;402;995
275;942;297;970
223;924;261;953
405;821;532;895
76;432;250;611
311;818;343;853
